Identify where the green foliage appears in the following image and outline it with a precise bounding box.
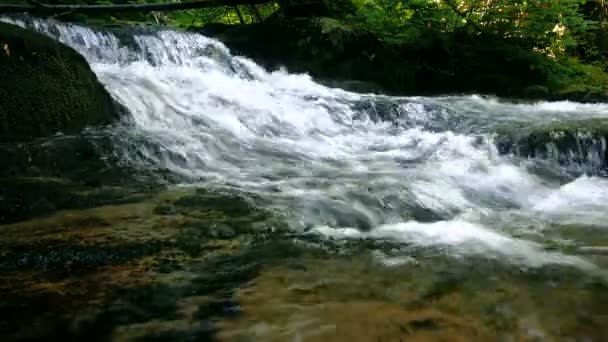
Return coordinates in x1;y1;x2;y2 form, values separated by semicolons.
350;0;595;54
547;56;608;91
31;1;281;27
167;2;280;27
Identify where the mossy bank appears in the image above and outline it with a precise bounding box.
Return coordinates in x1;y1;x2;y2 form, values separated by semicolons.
0;22;119;142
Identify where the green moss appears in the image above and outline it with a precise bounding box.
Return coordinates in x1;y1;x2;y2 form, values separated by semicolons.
0;22;118;142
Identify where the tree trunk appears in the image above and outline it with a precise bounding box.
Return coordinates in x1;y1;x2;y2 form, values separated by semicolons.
248;4;262;22
233;5;244;24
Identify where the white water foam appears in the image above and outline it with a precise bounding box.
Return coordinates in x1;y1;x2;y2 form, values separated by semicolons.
4;16;608;270
314;219;595;269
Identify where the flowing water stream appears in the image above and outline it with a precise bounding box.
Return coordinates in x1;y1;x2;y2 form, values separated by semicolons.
3;16;608;341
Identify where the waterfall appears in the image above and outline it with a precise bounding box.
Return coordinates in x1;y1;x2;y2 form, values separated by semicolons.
3;15;608;269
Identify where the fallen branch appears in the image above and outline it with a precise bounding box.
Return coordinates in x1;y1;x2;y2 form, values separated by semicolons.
0;0;272;15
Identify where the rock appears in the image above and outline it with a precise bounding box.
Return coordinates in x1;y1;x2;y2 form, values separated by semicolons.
552;85;590;102
209;223;236;239
0;22;120;142
582;89;608;103
153;202;178;216
496;119;608;174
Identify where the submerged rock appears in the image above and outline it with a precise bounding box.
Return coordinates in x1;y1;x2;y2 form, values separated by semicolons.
0;22;120;142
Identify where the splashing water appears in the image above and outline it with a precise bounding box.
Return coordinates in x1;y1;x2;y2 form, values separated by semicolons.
4;16;608;271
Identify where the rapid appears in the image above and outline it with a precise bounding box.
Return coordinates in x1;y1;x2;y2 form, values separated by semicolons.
4;16;608;270
5;15;608;341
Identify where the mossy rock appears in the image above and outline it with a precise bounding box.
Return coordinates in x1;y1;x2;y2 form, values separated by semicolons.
582;89;608;103
552;85;591;102
496;119;608;173
0;22;119;142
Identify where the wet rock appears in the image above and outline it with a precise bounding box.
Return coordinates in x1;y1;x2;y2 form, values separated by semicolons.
496;119;608;175
175;191;256;216
400;318;441;333
153;202;177;216
554;85;590;101
0;178;77;224
155;257;184;274
0;241;160;272
0;177;156;224
175;228;206;257
208;223;236;239
583;89;608;103
0;22;120;142
418;269;465;302
194;298;242;320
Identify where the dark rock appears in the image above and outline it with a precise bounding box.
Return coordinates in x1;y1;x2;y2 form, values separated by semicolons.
208;223;236;239
553;85;590;102
0;177;155;224
174;190;257;217
175;228;205;257
0;22;120;142
496;119;608;175
583;89;608;103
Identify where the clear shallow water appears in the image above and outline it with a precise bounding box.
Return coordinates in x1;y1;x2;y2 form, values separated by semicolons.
4;16;608;271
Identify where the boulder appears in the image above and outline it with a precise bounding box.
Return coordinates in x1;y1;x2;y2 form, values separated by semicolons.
0;22;119;142
496;119;608;174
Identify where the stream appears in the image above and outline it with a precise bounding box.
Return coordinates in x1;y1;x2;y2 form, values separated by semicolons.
2;16;608;341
